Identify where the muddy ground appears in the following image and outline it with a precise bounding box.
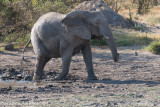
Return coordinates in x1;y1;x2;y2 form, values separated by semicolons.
0;46;160;106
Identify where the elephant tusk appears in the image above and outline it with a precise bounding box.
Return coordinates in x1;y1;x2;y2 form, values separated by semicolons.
105;36;109;39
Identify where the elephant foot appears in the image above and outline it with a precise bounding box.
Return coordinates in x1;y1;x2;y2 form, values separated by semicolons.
55;75;66;80
87;75;98;80
33;73;44;81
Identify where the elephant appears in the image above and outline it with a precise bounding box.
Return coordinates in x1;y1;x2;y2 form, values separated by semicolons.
22;10;119;81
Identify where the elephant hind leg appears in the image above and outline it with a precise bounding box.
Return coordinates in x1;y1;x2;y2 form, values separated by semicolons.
33;55;51;81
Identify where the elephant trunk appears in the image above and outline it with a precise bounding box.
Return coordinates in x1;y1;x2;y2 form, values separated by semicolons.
107;37;119;62
100;26;119;62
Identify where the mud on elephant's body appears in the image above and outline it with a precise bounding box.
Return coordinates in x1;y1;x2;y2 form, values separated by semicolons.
25;10;119;81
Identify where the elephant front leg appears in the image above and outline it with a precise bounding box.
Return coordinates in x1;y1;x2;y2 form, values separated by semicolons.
33;56;50;81
56;51;72;80
82;43;98;80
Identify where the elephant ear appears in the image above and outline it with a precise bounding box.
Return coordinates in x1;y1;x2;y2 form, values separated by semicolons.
61;17;91;40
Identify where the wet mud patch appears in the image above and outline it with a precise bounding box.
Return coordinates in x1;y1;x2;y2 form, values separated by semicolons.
0;65;22;80
44;70;83;81
0;81;73;95
0;65;34;82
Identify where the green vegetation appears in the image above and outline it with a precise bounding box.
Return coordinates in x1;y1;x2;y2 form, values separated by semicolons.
0;0;160;50
145;41;160;54
114;32;153;46
0;47;5;51
134;24;145;31
0;0;86;47
91;38;107;46
91;30;153;46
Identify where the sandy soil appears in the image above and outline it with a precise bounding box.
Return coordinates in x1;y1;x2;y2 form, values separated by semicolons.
0;46;160;106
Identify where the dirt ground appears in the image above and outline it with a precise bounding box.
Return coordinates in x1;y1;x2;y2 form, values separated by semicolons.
0;46;160;106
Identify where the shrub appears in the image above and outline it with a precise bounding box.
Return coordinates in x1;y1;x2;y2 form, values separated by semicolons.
134;24;145;31
145;41;160;54
0;0;84;47
90;38;107;46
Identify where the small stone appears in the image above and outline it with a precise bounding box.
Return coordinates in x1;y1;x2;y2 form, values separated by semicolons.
34;96;38;99
96;84;105;88
37;87;45;92
16;74;23;80
23;86;27;89
135;51;138;56
79;85;92;88
45;85;53;88
8;86;12;91
14;88;22;92
24;75;32;81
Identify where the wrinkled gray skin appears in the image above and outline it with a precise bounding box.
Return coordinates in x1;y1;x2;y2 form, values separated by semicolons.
29;10;119;81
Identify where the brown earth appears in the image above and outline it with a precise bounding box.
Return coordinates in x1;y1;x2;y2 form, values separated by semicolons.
0;46;160;106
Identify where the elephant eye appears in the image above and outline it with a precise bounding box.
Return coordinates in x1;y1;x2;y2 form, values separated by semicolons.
95;21;99;25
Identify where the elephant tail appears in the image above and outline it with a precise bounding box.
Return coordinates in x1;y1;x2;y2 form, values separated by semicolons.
20;39;31;71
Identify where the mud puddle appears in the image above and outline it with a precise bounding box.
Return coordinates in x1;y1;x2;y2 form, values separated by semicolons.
0;79;80;89
0;80;35;89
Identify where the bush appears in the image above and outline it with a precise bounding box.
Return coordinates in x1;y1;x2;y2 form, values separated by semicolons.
90;38;107;46
145;41;160;54
0;0;79;46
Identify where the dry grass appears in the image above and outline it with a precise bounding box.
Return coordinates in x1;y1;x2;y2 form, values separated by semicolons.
119;5;160;26
138;32;160;40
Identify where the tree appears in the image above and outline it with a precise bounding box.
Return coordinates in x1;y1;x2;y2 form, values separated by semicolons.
153;0;158;5
104;0;123;13
137;0;150;14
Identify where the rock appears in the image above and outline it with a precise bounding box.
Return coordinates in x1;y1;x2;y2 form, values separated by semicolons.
24;75;32;81
14;88;23;92
4;44;14;50
1;68;19;80
0;86;12;92
34;96;38;99
45;85;53;89
79;85;92;88
73;0;134;28
96;84;105;88
1;72;13;80
37;87;45;92
8;86;12;91
1;72;10;80
16;74;23;80
135;51;138;56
